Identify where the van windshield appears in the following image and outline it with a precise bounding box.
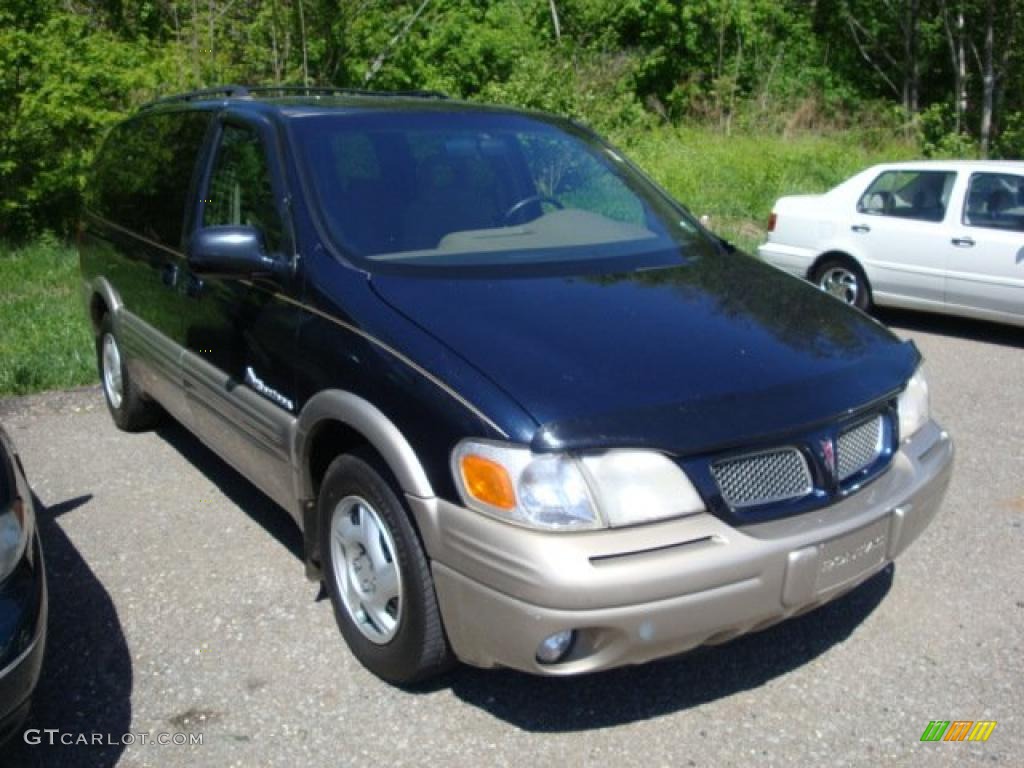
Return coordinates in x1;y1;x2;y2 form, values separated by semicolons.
291;110;714;272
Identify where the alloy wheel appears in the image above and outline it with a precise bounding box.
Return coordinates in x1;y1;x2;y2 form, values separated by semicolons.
101;333;124;409
818;266;861;305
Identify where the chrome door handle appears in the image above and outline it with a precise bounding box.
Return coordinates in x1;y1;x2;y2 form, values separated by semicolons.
952;237;975;248
851;224;871;233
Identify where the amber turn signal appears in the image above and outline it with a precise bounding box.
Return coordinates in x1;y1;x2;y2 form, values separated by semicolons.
459;454;516;510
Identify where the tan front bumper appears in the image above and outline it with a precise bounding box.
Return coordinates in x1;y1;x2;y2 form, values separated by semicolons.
407;421;953;676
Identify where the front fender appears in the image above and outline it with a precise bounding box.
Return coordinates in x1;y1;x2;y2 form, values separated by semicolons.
83;275;125;333
292;389;434;503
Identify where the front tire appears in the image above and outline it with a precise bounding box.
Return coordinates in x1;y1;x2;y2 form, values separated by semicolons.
318;450;453;685
97;314;162;432
812;256;872;312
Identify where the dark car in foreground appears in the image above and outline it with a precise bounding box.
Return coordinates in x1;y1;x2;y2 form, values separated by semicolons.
0;426;47;741
79;86;953;684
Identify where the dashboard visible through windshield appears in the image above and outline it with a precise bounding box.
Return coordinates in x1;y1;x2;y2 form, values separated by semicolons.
291;110;714;272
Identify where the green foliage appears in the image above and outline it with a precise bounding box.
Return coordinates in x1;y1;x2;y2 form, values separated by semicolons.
0;236;95;395
918;102;980;158
0;8;164;239
0;0;1020;239
994;112;1024;160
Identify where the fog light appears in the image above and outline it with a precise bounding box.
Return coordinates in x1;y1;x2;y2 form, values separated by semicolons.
536;630;575;664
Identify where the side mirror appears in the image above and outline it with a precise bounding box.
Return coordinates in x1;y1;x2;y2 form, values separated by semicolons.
187;226;289;279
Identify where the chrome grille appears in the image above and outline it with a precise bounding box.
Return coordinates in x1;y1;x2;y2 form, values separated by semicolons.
711;448;813;508
838;415;884;480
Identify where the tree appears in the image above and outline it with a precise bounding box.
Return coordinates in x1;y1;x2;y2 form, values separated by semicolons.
0;6;162;237
977;0;1017;155
843;0;926;115
940;0;968;135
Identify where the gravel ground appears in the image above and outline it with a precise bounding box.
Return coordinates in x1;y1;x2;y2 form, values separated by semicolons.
0;308;1021;768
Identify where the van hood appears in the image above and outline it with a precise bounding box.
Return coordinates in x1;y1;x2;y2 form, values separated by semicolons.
371;253;918;455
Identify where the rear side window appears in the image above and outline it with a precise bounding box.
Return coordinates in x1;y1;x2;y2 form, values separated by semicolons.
963;172;1024;232
90;111;211;247
202;124;283;254
857;170;955;222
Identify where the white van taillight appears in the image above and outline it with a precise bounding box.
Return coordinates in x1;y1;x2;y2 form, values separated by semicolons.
767;212;777;232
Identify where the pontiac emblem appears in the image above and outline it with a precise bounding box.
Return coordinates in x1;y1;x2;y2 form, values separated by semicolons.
820;438;837;481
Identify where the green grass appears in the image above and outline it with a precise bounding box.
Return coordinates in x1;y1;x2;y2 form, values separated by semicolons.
0;237;96;396
0;127;923;397
625;126;920;252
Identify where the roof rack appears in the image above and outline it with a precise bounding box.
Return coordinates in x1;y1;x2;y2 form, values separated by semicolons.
246;86;449;100
139;84;448;110
140;85;251;110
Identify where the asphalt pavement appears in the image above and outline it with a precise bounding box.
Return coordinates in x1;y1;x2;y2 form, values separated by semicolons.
0;307;1021;767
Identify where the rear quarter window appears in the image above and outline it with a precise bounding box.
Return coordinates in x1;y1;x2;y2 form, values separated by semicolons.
89;110;211;247
856;170;955;223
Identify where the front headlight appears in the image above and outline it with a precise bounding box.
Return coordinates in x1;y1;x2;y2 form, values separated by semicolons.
897;366;930;441
0;497;27;581
452;440;705;531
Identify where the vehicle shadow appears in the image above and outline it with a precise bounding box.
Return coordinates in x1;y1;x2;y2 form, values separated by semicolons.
877;307;1024;348
444;565;893;731
154;419;304;563
5;493;133;767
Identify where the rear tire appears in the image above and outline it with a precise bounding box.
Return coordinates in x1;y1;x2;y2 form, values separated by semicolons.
812;256;872;312
97;314;162;432
318;450;453;685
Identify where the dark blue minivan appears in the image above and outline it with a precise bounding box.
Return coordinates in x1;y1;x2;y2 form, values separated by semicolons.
80;86;953;684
